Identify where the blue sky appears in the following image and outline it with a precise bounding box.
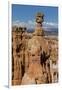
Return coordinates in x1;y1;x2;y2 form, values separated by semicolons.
12;4;58;29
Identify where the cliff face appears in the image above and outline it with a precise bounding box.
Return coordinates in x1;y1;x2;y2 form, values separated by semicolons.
12;13;58;85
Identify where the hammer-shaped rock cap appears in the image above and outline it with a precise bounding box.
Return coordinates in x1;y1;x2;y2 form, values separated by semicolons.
36;12;44;17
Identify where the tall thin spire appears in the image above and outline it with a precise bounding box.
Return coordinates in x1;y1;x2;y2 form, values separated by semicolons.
33;12;44;36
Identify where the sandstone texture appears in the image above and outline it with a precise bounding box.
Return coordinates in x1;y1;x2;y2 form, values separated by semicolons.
12;13;58;85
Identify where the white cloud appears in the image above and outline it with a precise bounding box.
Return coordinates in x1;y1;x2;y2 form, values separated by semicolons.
12;20;36;29
12;20;27;27
43;22;58;28
12;20;58;30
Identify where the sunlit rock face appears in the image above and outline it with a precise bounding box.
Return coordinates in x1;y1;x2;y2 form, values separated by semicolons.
21;41;48;84
21;39;49;84
27;12;50;66
21;12;51;84
12;26;27;85
12;12;58;85
21;63;47;84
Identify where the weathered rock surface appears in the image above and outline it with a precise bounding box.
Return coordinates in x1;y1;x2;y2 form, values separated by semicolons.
12;12;58;85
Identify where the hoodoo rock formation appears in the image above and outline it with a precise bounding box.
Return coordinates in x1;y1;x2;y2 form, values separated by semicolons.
12;12;58;85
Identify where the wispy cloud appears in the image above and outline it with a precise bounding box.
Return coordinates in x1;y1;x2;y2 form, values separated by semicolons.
12;20;58;31
12;20;36;29
43;22;58;29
